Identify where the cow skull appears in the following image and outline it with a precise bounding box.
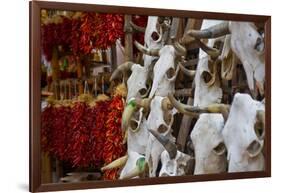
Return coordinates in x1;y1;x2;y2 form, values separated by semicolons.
188;21;265;95
145;96;176;177
191;113;227;174
127;109;150;154
193;20;225;107
101;152;149;180
134;41;186;98
119;151;149;179
110;62;150;102
149;129;194;176
222;93;265;172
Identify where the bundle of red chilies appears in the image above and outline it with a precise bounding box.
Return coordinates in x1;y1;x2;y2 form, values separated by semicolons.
41;95;126;180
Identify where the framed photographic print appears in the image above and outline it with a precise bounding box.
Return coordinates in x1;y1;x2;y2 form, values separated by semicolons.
30;0;271;192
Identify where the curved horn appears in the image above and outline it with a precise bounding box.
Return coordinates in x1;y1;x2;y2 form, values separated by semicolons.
195;39;221;59
167;93;200;117
168;93;229;119
148;129;177;159
122;98;151;131
136;98;152;112
101;155;128;171
174;41;186;56
179;62;196;77
110;62;134;81
130;21;146;33
134;41;160;56
122;99;138;131
188;22;230;39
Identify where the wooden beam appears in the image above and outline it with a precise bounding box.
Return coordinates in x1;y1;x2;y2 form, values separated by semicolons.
176;97;194;152
124;15;133;61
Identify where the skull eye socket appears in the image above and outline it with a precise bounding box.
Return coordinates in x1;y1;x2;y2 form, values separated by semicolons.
130;120;138;131
157;124;168;133
166;67;176;79
213;40;223;51
254;37;264;53
151;31;160;41
139;88;148;97
202;71;212;84
246;140;262;158
254;120;265;140
213;142;226;155
163;112;172;125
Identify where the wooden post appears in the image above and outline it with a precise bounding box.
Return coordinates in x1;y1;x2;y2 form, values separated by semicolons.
181;19;203;45
124;15;133;61
176;98;194;151
41;153;52;183
111;44;117;71
76;56;84;95
51;47;60;96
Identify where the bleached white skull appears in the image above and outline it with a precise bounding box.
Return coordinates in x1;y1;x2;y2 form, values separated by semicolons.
149;45;180;98
145;96;176;177
189;20;265;95
119;151;148;179
126;64;150;101
191;113;227;174
229;22;265;95
143;16;165;73
121;98;152;155
144;16;164;49
160;150;194;177
127;109;149;155
148;128;194;177
222;93;265;172
193;20;224;107
194;56;222;107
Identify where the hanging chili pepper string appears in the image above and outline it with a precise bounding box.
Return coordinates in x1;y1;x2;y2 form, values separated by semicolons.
103;95;126;180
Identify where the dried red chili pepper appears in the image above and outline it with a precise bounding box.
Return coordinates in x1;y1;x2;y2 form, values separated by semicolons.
103;96;126;180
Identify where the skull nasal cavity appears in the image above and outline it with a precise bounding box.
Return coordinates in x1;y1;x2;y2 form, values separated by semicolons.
157;124;168;133
166;68;176;79
202;71;212;84
151;31;160;41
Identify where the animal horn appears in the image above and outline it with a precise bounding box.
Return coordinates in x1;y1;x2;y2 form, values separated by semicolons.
178;62;196;77
174;41;186;56
148;129;177;159
167;93;200;117
167;93;230;119
101;155;128;171
130;21;146;33
187;22;230;39
195;39;221;58
122;98;151;131
134;40;160;56
110;62;134;81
